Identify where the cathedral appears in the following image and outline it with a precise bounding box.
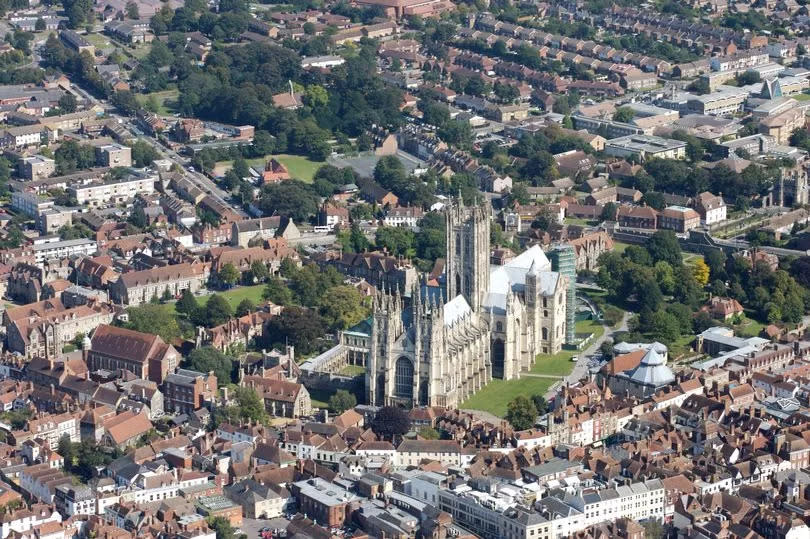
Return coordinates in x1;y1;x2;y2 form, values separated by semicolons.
366;199;569;408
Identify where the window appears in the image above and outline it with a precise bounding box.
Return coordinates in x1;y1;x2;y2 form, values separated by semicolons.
496;322;503;332
395;357;414;398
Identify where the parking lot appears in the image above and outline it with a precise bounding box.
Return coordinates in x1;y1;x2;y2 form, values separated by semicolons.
239;517;291;538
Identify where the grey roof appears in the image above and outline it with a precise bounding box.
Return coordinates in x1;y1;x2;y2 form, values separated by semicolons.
623;348;675;387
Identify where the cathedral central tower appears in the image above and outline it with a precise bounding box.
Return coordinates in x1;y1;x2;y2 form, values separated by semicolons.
445;198;491;312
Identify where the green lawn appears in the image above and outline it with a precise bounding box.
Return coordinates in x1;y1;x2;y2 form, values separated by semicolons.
196;285;267;312
793;92;810;101
461;377;556;417
669;333;696;359
339;364;366;377
136;89;179;116
612;241;633;254
565;218;597;226
216;154;321;183
269;154;322;183
734;316;767;338
530;349;577;376
577;318;604;340
307;386;364;409
163;285;267;316
85;33;111;48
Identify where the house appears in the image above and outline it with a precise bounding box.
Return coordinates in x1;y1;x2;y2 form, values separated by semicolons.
86;324;179;384
617;205;658;229
659;206;701;233
101;411;153;449
319;202;349;231
244;377;312;418
108;262;209;306
231;217;300;248
703;296;744;320
694;191;727;225
163;369;217;414
225;480;287;519
262;159;291;184
384;206;424;228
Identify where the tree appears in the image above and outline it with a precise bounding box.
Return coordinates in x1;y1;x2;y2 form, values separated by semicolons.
318;285;368;331
235;298;255;317
328;389;357;414
130;140;160;167
646;231;682;267
208;517;238;539
176;288;199;317
600;202;617;221
704;248;727;281
218;263;240;287
693;310;715;333
418;426;440;439
531;394;549;415
641;520;665;539
375;226;415;257
249;260;269;283
186;347;233;386
110;90;140;116
259;181;319;222
205;294;233;327
263;306;327;356
263;276;293;305
58;93;77;113
232;386;267;423
506;396;537;431
125;0;139;18
612;106;635;123
125;303;180;342
371;405;411;440
790;256;810;288
691;258;710;286
35;17;46;31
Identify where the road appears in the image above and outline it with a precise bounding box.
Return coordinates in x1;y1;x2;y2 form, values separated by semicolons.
135;132;248;218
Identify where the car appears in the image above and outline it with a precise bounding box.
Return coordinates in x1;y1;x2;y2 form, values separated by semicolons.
570;356;579;362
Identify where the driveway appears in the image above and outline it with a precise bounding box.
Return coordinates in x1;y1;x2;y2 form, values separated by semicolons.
240;517;290;538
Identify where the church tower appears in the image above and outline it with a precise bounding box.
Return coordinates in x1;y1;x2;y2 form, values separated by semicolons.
445;198;491;312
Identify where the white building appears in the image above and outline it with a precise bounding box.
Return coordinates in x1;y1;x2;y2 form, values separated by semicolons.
11;191;53;218
68;174;156;207
32;238;98;263
604;135;687;160
384;206;424;228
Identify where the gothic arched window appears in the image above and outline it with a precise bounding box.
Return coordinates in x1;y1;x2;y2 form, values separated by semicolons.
496;321;503;332
456;234;461;255
542;327;548;340
395;357;414;399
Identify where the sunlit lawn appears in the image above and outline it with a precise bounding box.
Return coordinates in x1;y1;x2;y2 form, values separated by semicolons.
461;377;556;417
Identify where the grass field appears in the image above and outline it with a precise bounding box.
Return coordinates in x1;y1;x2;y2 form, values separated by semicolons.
85;33;111;48
576;318;604;342
460;377;556;417
196;285;267;311
565;218;597;226
794;93;810;101
734;316;767;338
136;89;180;116
163;285;267;316
612;241;633;254
530;349;577;376
339;364;366;377
307;386;364;409
215;154;321;183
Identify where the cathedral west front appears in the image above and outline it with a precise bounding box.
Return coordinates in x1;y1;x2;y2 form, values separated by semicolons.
366;198;569;409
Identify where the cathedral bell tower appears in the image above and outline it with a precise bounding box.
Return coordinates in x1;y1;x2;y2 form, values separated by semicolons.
445;197;491;312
